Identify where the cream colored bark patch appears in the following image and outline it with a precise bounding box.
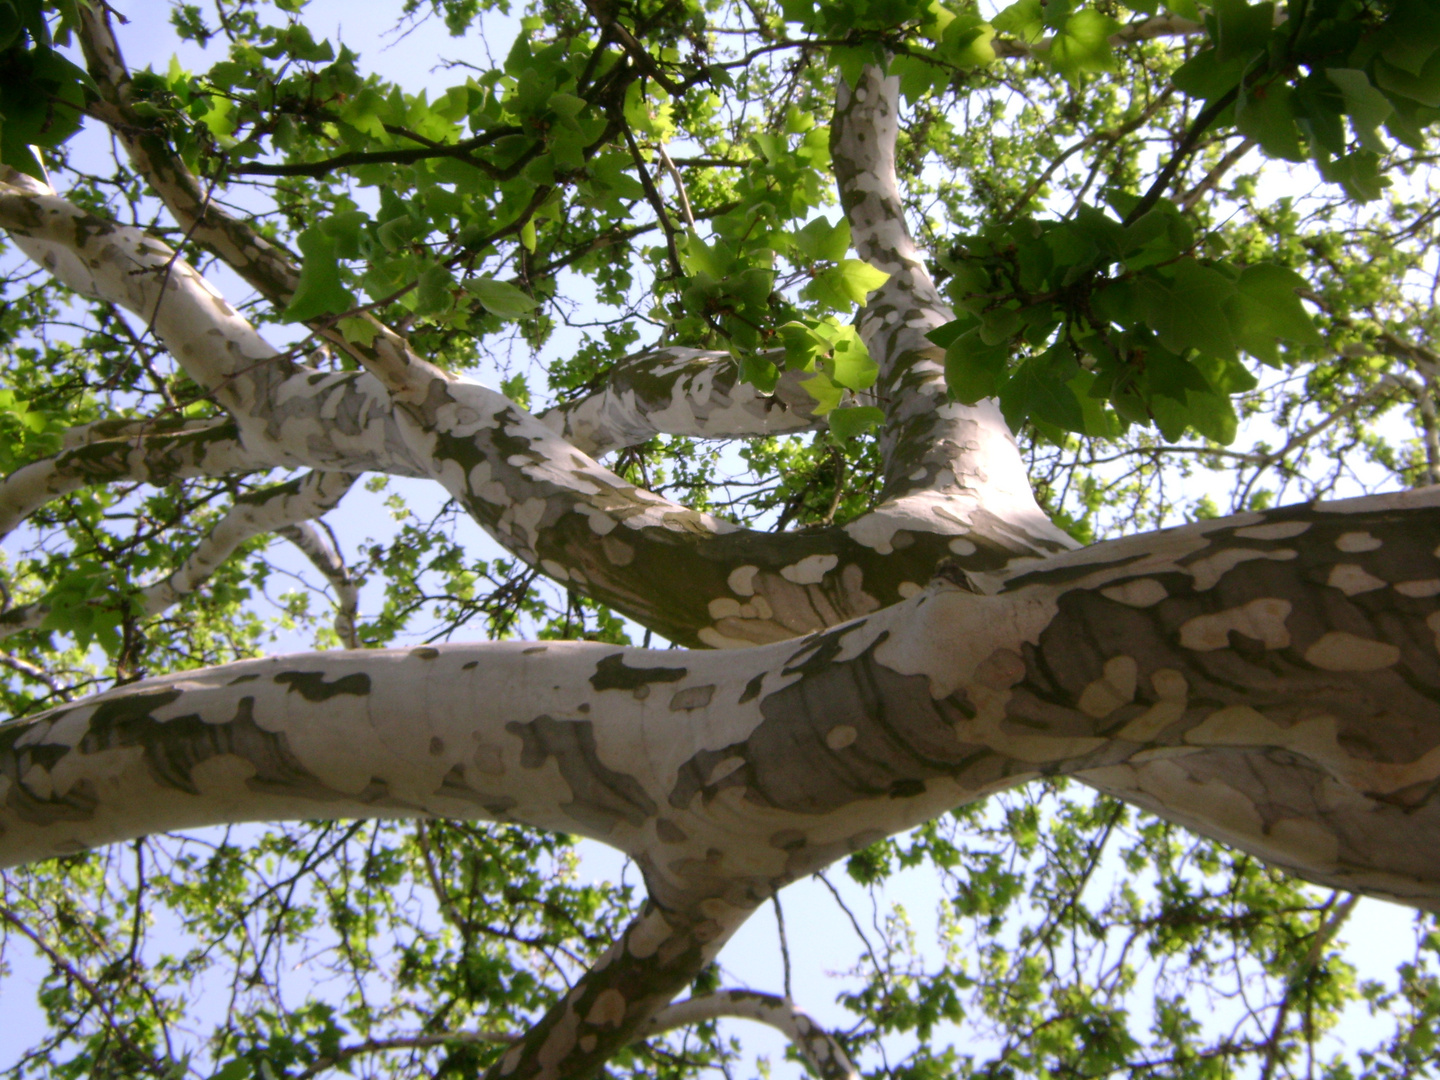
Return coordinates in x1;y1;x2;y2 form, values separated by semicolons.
727;565;759;596
1118;701;1185;742
1185;547;1296;591
1336;531;1382;552
1078;655;1138;717
1304;631;1400;671
826;724;858;749
1178;598;1291;651
1396;579;1440;597
1234;521;1311;540
585;988;628;1028
780;553;838;584
1326;563;1387;595
1100;578;1167;608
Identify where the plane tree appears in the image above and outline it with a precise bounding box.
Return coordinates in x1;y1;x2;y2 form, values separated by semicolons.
4;0;1440;1078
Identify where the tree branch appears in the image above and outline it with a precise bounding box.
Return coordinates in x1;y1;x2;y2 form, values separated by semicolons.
536;348;826;456
831;65;1077;547
645;989;858;1080
0;471;356;639
0;420;269;543
277;520;361;649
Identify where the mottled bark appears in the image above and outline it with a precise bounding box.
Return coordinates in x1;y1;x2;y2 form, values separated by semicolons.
831;67;1076;553
7;492;1440;892
537;348;826;456
645;990;858;1080
0;419;266;541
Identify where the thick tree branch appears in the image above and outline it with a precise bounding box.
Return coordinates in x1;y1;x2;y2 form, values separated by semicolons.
536;348;826;456
10;490;1440;1072
831;66;1076;556
77;5;303;303
0;420;270;542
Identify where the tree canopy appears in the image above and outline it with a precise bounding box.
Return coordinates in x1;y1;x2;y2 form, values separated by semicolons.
5;1;1440;1079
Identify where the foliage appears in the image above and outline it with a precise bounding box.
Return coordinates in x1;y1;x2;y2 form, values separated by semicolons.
3;0;1440;1078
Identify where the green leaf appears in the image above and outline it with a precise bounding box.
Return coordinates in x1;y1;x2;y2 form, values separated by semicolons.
337;315;378;346
944;327;1010;404
834;259;888;303
1317;149;1388;201
827;405;885;444
1213;0;1274;64
283;228;356;322
1237;81;1304;162
799;368;845;414
791;216;851;262
1326;69;1394;153
827;326;878;390
463;277;538;319
1000;348;1084;433
1227;263;1323;363
1137;259;1238;360
1045;9;1122;83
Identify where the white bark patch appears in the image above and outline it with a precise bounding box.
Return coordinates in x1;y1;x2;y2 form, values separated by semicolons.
1395;579;1440;597
779;554;839;584
1326;563;1388;596
1178;598;1292;652
578;504;619;535
1152;668;1188;701
601;535;634;566
897;581;921;598
1234;521;1312;540
825;724;858;750
1304;631;1401;671
727;565;759;596
1185;547;1297;591
698;627;758;649
1099;579;1168;608
874;588;1059;700
948;537;977;555
1336;531;1383;552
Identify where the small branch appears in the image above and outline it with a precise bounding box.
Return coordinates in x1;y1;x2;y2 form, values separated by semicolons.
645;989;858;1080
1124;87;1241;226
1258;893;1359;1080
1180;137;1257;213
277;520;362;648
655;144;696;229
580;0;684;96
0;472;356;640
772;894;794;1000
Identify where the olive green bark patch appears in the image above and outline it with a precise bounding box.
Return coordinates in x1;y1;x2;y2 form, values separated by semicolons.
274;670;373;701
589;653;688;692
506;715;657;833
